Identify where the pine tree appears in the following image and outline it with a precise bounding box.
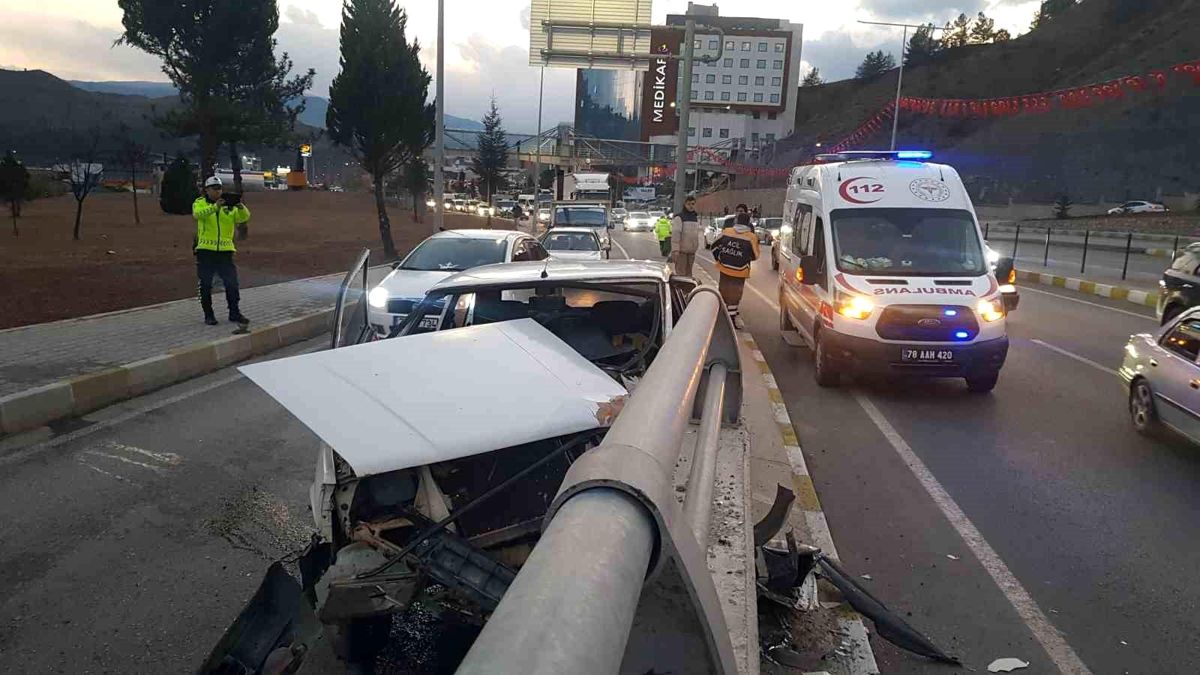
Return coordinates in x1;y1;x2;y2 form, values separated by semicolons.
327;0;435;258
855;51;895;80
472;98;509;202
160;156;199;215
968;12;996;44
905;24;941;66
801;67;823;86
0;151;31;236
942;13;972;49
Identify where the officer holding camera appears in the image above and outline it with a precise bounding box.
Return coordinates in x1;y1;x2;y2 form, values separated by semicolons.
193;176;250;326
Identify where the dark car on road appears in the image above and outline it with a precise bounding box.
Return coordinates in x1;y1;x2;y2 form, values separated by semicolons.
1157;243;1200;324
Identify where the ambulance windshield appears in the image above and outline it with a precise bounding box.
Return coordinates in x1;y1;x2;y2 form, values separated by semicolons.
830;208;986;277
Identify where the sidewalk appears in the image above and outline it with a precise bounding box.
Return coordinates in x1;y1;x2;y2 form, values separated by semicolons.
0;267;387;435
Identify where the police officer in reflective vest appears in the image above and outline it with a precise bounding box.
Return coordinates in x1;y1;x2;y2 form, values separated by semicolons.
709;212;759;328
194;176;250;326
654;213;673;257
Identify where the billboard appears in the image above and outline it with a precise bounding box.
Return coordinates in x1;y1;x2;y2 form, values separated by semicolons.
640;27;681;141
529;0;653;69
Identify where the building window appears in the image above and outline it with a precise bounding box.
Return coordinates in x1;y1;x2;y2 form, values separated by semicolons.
741;41;751;51
702;127;713;138
751;132;760;146
768;112;777;120
737;92;747;102
753;93;764;102
708;39;718;50
773;60;783;70
739;58;750;68
738;75;748;85
756;59;767;69
723;57;732;67
766;133;776;143
771;76;782;86
692;73;699;83
752;111;761;119
691;89;698;100
688;127;695;137
722;74;732;84
770;93;780;103
720;91;730;101
705;74;715;83
758;42;768;52
719;128;729;139
704;90;714;100
755;76;765;85
775;43;785;52
724;40;735;50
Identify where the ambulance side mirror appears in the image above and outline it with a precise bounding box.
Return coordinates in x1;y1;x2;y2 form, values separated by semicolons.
798;255;820;285
993;256;1015;282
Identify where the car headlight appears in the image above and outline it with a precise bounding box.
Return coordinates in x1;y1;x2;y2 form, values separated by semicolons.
368;286;390;309
978;299;1004;322
836;294;874;320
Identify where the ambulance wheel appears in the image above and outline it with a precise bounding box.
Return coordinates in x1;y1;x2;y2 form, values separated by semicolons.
965;371;999;393
813;328;840;388
779;292;793;333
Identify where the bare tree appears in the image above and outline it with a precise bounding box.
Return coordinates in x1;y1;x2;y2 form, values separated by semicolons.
64;131;105;240
114;123;149;224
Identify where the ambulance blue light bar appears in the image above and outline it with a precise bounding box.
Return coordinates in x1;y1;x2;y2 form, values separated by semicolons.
815;150;934;163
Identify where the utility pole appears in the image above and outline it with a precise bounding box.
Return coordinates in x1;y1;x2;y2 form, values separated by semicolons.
533;67;544;234
434;0;445;233
672;19;696;215
858;20;946;151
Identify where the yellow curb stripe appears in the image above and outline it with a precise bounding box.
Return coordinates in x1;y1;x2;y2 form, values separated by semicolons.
1052;275;1066;287
792;474;823;511
1078;280;1096;295
756;359;772;374
767;387;784;404
779;424;800;448
1110;287;1129;301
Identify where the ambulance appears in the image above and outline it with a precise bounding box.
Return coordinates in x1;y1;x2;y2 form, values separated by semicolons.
776;150;1009;393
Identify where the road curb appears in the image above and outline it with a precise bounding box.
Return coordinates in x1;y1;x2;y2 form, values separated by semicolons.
1016;270;1158;309
0;309;333;438
740;332;879;674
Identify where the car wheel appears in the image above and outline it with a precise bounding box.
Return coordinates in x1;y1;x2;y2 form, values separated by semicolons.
1129;379;1159;434
779;291;794;334
965;371;999;393
813;328;840;388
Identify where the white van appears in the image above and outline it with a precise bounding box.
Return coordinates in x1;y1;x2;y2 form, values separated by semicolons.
776;151;1008;393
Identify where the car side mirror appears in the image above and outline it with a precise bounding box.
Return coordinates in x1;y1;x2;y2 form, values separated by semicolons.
390;260;402;269
798;255;821;285
994;257;1015;284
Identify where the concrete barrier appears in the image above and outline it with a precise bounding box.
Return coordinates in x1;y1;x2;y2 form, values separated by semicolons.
0;308;334;437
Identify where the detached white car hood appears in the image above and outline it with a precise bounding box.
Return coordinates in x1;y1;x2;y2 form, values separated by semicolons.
240;319;627;477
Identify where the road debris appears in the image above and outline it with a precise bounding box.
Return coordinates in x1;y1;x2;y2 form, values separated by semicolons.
988;657;1030;672
946;554;959;560
860;574;872;580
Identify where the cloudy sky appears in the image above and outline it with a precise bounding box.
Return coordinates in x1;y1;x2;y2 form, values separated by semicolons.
0;0;1040;132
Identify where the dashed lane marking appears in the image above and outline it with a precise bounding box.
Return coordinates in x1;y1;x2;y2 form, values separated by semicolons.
1031;339;1119;376
854;393;1092;675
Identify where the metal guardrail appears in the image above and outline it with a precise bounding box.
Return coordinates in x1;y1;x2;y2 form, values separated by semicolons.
457;287;743;674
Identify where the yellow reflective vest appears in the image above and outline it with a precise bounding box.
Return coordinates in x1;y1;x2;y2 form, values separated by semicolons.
193;197;250;252
654;216;672;241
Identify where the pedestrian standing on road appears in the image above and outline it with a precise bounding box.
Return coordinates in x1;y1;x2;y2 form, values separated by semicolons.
709;212;759;329
511;202;524;231
193;176;250;326
671;196;701;277
655;212;673;258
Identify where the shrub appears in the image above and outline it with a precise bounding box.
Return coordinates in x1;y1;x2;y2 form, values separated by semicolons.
1053;194;1073;219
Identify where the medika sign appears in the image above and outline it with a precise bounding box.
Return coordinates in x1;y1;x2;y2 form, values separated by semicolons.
640;28;681;141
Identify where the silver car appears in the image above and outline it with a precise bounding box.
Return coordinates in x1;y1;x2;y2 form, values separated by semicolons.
1120;306;1200;444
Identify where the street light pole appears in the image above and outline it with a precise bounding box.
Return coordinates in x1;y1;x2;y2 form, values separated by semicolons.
858;20;945;151
533;66;544;233
672;18;696;215
434;0;445;234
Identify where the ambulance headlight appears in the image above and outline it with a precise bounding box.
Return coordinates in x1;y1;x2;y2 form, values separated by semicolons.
986;248;1001;265
978;299;1004;322
836;294;874;320
368;286;390;309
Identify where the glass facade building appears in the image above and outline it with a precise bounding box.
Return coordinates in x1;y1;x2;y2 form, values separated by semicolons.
575;68;643;141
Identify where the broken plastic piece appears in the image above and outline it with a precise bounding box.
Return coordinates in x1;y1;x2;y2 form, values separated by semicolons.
987;657;1030;672
753;484;795;547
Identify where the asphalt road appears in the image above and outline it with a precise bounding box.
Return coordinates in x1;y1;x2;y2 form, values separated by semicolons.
610;227;1200;673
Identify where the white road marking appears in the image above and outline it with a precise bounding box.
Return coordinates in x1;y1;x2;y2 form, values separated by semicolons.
109;442;182;465
696;255;780;309
76;458;140;485
1021;286;1156;321
84;450;167;474
1031;339;1119;376
611;238;631;260
853;393;1092;675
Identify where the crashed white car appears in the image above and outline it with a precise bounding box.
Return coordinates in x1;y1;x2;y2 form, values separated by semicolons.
366;229;548;337
539;226;606;261
205;259;700;673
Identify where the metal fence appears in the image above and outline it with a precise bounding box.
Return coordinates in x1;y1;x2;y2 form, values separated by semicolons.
457;286;743;674
983;222;1195;284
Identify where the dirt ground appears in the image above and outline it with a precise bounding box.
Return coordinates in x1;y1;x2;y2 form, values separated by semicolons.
0;191;498;329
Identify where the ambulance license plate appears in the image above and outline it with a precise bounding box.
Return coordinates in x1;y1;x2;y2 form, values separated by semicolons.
901;348;954;363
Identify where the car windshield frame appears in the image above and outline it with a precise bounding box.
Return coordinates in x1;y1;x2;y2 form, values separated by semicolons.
830;207;987;277
397;236;509;272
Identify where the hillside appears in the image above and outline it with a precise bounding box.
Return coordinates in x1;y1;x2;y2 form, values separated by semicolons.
780;0;1200;203
67;80;485;131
